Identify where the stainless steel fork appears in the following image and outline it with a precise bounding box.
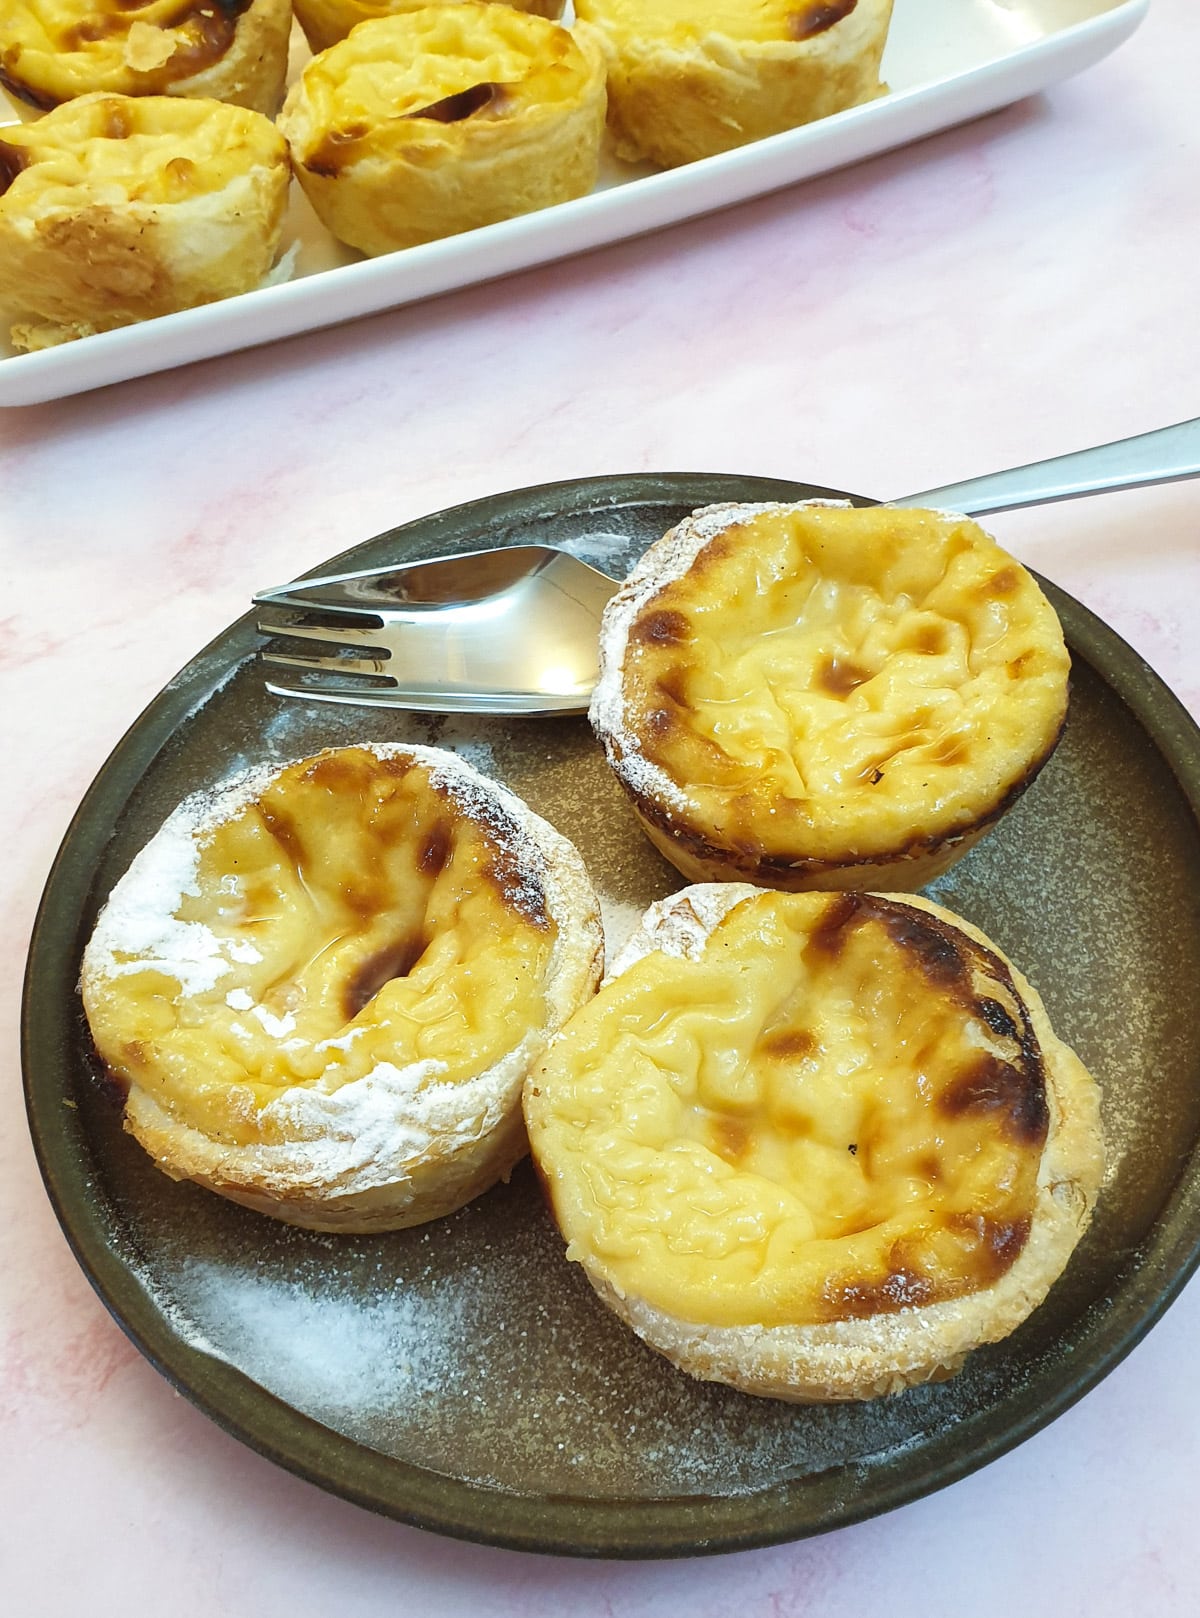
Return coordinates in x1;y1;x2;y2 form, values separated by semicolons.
255;542;622;714
254;416;1200;715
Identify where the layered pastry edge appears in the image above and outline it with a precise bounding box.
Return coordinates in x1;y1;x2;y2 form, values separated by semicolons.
574;0;894;167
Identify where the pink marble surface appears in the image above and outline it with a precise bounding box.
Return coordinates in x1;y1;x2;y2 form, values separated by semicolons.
2;1;1198;1610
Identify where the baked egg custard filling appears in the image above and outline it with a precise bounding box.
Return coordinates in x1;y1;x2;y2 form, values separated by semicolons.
292;0;567;58
591;502;1070;888
0;0;291;113
0;92;282;208
532;890;1046;1326
579;0;865;48
279;5;606;253
293;5;586;136
81;744;603;1230
526;886;1102;1398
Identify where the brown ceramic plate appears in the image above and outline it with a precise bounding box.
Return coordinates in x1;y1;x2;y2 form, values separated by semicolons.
22;474;1200;1558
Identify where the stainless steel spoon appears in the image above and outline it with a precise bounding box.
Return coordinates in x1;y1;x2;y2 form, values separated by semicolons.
254;416;1199;714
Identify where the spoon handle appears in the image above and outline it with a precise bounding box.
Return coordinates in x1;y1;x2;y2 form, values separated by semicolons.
894;416;1200;516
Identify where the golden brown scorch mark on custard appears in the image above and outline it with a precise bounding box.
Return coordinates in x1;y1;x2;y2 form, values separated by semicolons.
796;894;1050;1322
409;82;508;123
100;98;135;139
0;63;58;112
942;1054;1049;1145
821;1214;1033;1322
789;1;857;42
419;819;452;876
303;124;371;177
0;139;28;196
758;1026;817;1060
823;1258;935;1319
709;1114;753;1167
816;654;871;697
630;608;691;647
61;16;124;49
303;77;516;174
982;566;1022;597
808;893;1049;1143
343;932;429;1018
822;1215;1030;1320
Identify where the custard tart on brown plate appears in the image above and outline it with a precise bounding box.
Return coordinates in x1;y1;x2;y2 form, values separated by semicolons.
80;744;603;1233
525;883;1103;1402
590;501;1071;892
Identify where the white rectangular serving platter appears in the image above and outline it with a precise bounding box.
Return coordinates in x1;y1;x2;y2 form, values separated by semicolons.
0;0;1147;407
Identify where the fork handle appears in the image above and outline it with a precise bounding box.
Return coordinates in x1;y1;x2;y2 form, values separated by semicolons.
894;416;1200;516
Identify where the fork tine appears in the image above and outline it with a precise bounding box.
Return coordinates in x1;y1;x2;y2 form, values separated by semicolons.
259;648;393;678
262;675;438;709
252;588;390;621
254;612;388;650
261;672;586;714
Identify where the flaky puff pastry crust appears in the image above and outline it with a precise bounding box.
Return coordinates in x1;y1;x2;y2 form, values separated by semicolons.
0;0;292;116
574;0;893;167
80;745;603;1234
0;93;289;351
525;884;1104;1402
590;501;1071;893
278;3;607;255
293;0;566;58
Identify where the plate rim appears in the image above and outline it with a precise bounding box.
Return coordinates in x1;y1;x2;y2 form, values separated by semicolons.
22;469;1200;1558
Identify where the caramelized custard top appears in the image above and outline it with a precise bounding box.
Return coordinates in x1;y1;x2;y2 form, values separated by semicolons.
0;92;285;209
0;1;255;108
527;889;1050;1329
575;0;861;49
288;4;591;174
604;503;1070;867
82;747;557;1148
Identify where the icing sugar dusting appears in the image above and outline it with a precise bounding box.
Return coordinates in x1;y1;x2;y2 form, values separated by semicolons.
608;884;754;979
262;1057;456;1186
252;1005;297;1039
85;740;601;1201
83;758;281;996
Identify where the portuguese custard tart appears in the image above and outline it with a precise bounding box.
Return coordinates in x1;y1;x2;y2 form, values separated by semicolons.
277;3;607;255
525;884;1104;1402
292;0;566;59
0;0;292;116
0;93;290;351
572;0;893;168
80;745;603;1234
590;501;1071;892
